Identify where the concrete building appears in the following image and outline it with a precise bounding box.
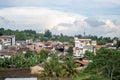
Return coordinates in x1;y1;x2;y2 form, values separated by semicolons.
74;37;96;57
0;44;2;50
27;42;45;53
0;35;15;46
26;39;33;45
0;50;16;58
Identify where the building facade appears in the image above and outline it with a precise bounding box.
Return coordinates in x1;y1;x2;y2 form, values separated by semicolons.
0;35;15;47
74;37;96;57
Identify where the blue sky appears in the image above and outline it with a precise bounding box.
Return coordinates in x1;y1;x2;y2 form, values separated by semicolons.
0;0;120;37
0;0;120;16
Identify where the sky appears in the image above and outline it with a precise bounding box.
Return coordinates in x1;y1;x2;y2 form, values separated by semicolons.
0;0;120;37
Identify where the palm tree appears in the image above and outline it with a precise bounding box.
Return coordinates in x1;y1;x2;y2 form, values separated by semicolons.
64;56;80;77
40;55;80;79
40;54;66;79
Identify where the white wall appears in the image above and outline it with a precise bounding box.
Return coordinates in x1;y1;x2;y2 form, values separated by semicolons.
0;44;2;50
11;35;15;46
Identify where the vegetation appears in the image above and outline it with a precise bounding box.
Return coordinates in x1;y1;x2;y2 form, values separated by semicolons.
68;46;73;54
116;40;120;48
84;48;120;80
0;47;120;80
44;29;52;38
0;28;120;79
0;28;116;45
38;48;49;61
0;28;37;40
40;55;80;79
0;53;41;68
95;48;120;80
41;54;66;78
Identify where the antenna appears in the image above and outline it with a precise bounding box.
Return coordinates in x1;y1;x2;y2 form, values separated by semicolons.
83;29;85;38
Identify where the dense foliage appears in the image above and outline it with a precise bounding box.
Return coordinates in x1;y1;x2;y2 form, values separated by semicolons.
0;52;42;68
41;55;80;78
44;29;52;38
84;48;120;80
0;28;116;45
0;47;120;80
0;28;37;40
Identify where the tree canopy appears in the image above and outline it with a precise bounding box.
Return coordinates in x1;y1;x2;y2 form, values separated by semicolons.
44;29;52;38
0;28;117;44
85;48;120;80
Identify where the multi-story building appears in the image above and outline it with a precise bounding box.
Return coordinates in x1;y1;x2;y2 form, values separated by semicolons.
74;37;96;57
0;44;2;50
0;35;15;47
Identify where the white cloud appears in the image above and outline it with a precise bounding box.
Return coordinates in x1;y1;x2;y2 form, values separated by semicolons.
104;20;120;37
97;0;120;5
0;7;86;30
0;7;120;38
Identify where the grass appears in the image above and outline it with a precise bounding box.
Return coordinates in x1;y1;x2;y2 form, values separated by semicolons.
72;72;109;80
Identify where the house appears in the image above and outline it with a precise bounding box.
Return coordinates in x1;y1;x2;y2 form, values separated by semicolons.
113;38;118;45
95;45;102;50
17;47;29;54
44;41;53;49
0;50;16;58
44;41;56;53
63;42;69;55
26;39;33;45
0;35;15;47
91;41;97;46
83;46;95;54
0;44;2;50
74;37;96;57
27;42;44;53
105;43;113;48
94;45;102;54
55;42;64;52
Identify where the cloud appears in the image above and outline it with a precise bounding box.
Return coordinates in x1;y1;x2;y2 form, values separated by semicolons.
51;20;91;35
96;0;120;6
0;0;119;19
0;7;86;32
52;18;120;38
85;18;105;27
0;7;120;38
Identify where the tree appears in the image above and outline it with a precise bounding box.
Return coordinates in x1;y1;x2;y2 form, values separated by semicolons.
0;32;3;36
44;29;52;38
64;56;79;77
0;28;4;36
41;54;66;78
68;46;73;54
41;55;79;79
60;33;63;37
85;50;94;60
75;34;83;38
84;48;120;80
92;48;120;80
24;50;34;58
39;49;49;61
116;40;120;48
